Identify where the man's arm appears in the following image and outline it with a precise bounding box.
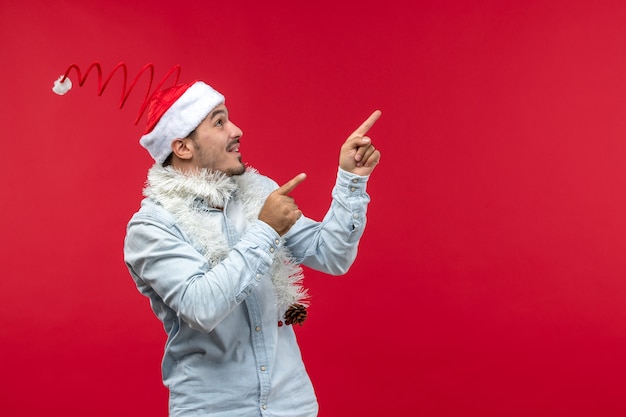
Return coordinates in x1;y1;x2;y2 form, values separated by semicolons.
260;110;382;275
124;208;280;333
285;168;372;274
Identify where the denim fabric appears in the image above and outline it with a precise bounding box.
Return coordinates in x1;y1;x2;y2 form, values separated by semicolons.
124;168;371;416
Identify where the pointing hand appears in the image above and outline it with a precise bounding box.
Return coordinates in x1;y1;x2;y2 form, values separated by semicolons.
339;110;382;176
258;173;307;236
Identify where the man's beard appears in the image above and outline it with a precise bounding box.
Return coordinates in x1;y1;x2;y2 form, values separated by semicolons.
224;160;246;176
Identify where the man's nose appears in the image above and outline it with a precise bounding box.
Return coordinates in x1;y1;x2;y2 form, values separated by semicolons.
230;122;243;138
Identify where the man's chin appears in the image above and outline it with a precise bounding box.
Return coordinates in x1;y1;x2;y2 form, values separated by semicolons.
225;163;246;177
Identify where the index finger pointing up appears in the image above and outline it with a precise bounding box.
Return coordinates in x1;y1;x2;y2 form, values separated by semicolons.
276;173;307;195
352;110;382;137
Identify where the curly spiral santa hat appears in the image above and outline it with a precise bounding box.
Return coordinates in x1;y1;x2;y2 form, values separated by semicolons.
52;62;224;163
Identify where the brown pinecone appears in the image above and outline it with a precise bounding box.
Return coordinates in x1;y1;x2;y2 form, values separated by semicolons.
284;303;308;326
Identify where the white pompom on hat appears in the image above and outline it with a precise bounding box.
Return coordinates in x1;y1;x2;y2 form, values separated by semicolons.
52;75;73;95
140;81;224;164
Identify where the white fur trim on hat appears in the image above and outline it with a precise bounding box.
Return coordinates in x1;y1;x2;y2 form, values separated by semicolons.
140;82;224;164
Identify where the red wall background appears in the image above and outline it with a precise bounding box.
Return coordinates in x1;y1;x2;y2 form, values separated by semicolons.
2;0;626;415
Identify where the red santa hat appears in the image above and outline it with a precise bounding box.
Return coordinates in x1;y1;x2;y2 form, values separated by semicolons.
140;81;224;164
51;63;224;163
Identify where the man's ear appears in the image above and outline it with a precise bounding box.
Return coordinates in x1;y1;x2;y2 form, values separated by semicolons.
171;138;193;160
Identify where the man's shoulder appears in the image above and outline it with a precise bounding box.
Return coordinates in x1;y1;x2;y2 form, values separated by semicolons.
128;197;177;228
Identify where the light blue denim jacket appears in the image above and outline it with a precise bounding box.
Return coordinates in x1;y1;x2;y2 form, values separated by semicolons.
124;168;371;417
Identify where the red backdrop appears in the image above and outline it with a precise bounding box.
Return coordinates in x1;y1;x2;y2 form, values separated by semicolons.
2;0;626;416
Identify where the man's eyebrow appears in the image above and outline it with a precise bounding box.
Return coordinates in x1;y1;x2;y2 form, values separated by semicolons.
209;109;227;119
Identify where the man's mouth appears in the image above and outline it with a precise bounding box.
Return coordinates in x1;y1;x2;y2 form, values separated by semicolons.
228;141;240;153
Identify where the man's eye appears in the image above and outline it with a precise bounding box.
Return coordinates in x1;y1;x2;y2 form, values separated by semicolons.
215;119;224;127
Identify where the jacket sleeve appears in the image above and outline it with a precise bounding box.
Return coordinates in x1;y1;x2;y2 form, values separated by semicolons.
123;204;281;333
285;167;372;275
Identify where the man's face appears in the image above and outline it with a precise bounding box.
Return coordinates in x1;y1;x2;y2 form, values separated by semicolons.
188;104;245;176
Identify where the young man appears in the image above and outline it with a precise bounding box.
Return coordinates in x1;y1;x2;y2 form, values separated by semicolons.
123;80;381;417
